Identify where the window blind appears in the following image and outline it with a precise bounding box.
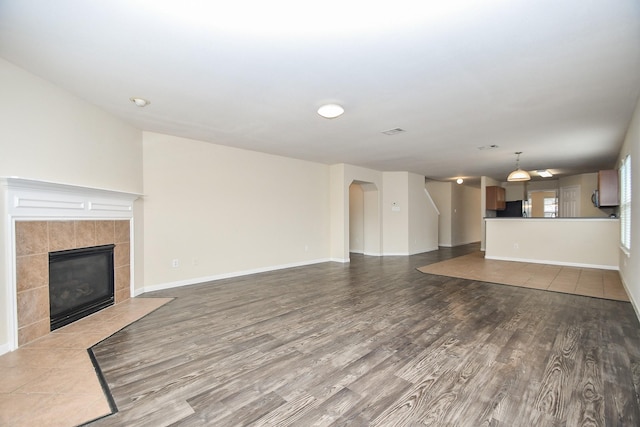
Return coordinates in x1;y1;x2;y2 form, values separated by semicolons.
620;155;631;251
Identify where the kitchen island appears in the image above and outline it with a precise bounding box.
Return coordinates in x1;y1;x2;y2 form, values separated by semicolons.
484;217;619;269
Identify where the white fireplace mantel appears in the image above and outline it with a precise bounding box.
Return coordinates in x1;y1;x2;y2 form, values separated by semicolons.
3;177;141;219
1;177;142;353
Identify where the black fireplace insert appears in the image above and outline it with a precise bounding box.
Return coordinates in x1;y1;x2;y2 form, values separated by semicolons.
49;244;115;330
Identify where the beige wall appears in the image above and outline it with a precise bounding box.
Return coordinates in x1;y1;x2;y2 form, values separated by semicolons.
382;172;439;255
330;164;383;261
485;218;619;269
0;59;142;352
331;166;438;259
425;181;452;246
382;172;410;254
349;183;365;253
480;176;502;250
426;181;480;247
452;184;481;245
530;191;556;217
408;173;439;254
526;180;559;192
504;182;526;201
558;173;610;218
142;132;331;291
0;59;142;192
618;96;640;317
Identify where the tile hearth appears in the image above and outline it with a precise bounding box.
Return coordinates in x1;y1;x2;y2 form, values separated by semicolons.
0;297;172;427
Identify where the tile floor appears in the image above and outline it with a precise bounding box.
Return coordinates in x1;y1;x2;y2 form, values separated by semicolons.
417;251;629;301
0;297;172;427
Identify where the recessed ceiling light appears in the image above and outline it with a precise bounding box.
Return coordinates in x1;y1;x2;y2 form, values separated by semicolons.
537;170;553;178
317;104;344;119
456;178;464;184
130;97;150;107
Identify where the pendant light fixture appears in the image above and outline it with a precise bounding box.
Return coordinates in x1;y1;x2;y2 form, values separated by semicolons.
507;151;531;182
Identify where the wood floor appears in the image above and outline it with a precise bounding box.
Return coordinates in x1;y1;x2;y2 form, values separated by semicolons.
89;244;640;426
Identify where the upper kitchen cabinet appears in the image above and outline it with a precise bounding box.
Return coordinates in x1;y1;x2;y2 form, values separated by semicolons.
486;186;506;211
597;170;619;207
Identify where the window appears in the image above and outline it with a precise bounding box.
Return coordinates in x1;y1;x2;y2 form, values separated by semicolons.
543;196;558;218
620;155;631;251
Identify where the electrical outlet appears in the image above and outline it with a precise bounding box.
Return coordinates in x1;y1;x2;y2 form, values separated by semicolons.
172;259;179;268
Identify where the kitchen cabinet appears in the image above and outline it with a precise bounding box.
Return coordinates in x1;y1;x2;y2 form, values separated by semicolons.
486;186;506;210
597;170;619;207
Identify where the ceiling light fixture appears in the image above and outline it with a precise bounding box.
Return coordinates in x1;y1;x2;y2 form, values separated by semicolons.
456;178;464;184
130;97;150;107
317;104;344;119
507;152;531;182
537;169;553;178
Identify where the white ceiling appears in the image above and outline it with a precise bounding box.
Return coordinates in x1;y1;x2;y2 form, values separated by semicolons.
1;0;640;184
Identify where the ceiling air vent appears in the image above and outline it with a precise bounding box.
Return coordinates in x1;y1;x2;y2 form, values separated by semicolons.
477;144;499;150
381;128;406;136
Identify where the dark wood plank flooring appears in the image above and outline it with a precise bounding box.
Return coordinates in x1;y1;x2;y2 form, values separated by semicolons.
88;244;640;426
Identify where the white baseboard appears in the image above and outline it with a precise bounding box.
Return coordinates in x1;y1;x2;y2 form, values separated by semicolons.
619;273;640;322
139;258;332;294
410;246;439;255
454;240;481;247
0;341;12;356
439;241;480;248
484;255;618;271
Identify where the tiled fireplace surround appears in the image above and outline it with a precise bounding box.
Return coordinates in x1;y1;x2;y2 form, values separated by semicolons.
3;178;139;351
15;220;131;346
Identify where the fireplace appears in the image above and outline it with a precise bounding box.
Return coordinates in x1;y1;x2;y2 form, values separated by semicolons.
49;244;115;330
3;178;140;351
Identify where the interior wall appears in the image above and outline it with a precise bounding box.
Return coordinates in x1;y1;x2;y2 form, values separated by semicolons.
618;95;640;318
408;173;439;254
578;173;605;217
425;181;452;247
0;59;143;353
349;183;364;254
558;173;610;218
331;166;437;259
526;180;559;192
453;184;481;246
142;132;331;291
362;183;381;255
382;172;410;254
480;176;502;250
0;59;143;192
486;218;619;269
330;164;383;261
504;182;526;201
530;191;556;217
0;187;7;353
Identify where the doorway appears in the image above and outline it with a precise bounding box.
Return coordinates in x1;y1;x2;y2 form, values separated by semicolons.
349;181;380;255
559;185;581;217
